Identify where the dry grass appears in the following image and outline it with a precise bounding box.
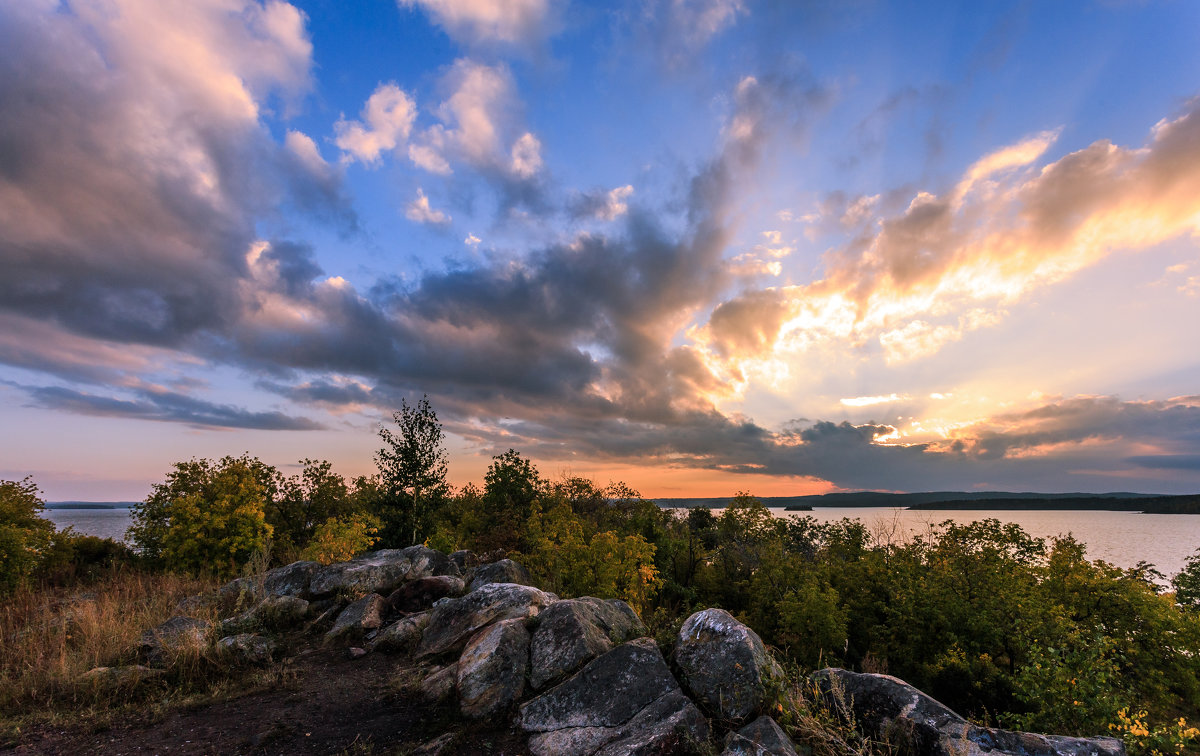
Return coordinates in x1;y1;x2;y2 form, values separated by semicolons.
0;568;220;731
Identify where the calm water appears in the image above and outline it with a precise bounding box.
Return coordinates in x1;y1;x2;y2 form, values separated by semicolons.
46;508;133;543
777;507;1200;579
45;506;1200;578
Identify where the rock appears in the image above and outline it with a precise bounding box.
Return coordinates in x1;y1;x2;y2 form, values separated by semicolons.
449;550;476;572
457;619;530;720
388;575;466;613
417;582;557;657
175;593;218;616
372;611;432;654
217;576;261;610
79;665;165;689
309;546;458;599
420;662;460;703
262;560;322;598
813;669;1126;756
138;616;212;667
216;633;276;665
673;608;782;722
722;716;798;756
325;593;386;643
529;596;646;690
348;646;368;659
468;558;533;591
220;594;310;635
519;638;709;756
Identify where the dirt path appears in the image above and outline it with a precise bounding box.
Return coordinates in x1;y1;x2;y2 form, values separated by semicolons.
6;649;527;756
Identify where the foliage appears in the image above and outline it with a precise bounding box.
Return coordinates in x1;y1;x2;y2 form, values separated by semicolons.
270;459;357;558
1173;549;1200;610
1110;708;1200;756
300;513;381;565
129;455;276;577
374;396;449;547
0;477;56;593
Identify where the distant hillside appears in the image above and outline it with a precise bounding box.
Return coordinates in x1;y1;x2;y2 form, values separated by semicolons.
654;490;1176;510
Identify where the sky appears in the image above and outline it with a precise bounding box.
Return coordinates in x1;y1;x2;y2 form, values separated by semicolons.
2;0;1200;501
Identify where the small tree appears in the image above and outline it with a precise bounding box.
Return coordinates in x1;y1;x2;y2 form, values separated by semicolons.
375;396;449;547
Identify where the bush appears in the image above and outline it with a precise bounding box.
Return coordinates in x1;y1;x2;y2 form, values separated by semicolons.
300;514;381;565
0;477;55;593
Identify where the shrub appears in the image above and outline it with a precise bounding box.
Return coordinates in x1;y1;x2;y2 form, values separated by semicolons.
0;477;55;593
300;514;381;565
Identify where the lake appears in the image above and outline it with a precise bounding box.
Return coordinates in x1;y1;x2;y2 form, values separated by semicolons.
45;505;1200;579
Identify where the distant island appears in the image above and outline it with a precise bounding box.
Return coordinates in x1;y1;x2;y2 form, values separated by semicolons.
656;491;1200;514
45;501;137;510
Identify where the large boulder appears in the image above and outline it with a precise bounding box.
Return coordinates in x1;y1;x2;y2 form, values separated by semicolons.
220;594;310;635
325;593;387;644
262;560;322;598
371;611;432;654
309;546;459;599
529;597;646;689
468;558;533;591
813;669;1126;756
673;608;782;722
138;616;212;667
456;619;530;720
388;575;466;613
419;662;459;703
216;633;276;665
519;638;709;756
722;716;798;756
417;583;557;657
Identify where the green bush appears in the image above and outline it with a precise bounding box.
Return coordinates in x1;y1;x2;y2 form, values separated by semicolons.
0;477;55;593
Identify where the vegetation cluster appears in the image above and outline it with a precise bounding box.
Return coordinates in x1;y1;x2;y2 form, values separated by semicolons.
5;396;1200;753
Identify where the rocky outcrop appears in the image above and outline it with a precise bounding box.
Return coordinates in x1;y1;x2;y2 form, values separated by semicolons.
325;593;387;643
220;594;310;635
813;669;1125;756
139;616;212;667
456;618;530;719
416;582;556;657
722;716;798;756
468;558;533;591
388;575;465;613
262;560;322;598
519;638;709;755
528;596;646;689
372;611;432;653
309;546;458;599
674;608;782;722
125;548;1130;756
216;633;276;665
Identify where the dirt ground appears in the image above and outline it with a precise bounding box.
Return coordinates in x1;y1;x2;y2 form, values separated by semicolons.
5;647;528;756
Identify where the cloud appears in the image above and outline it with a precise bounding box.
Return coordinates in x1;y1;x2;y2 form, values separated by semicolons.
398;0;559;48
24;385;322;431
570;185;635;221
334;83;418;165
0;0;345;355
695;100;1200;376
405;188;452;226
408;59;544;187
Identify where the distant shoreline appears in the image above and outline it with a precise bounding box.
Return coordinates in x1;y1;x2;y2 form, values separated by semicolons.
656;491;1200;514
45;502;136;510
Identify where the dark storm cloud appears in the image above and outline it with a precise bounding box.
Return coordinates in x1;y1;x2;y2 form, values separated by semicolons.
26;385;322;431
